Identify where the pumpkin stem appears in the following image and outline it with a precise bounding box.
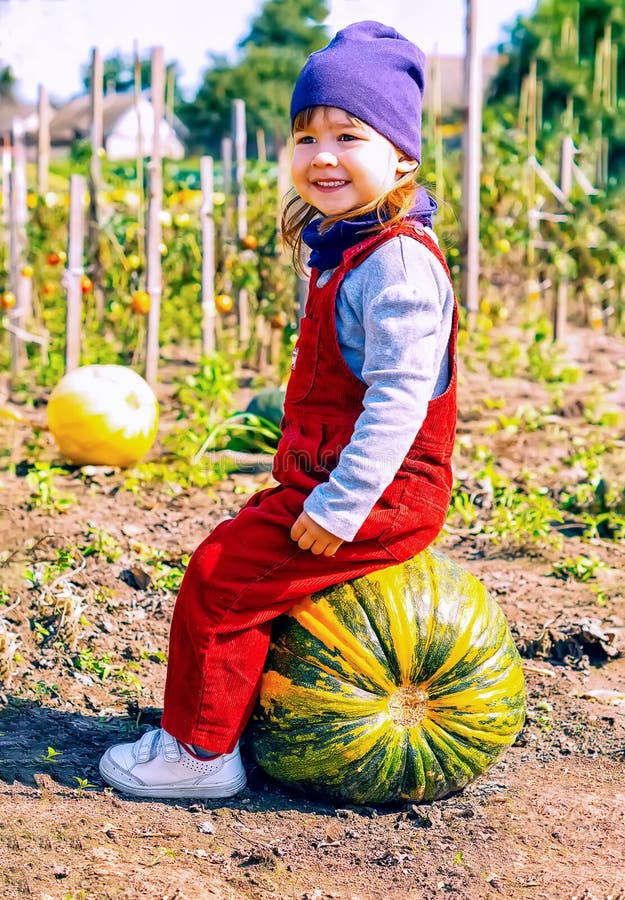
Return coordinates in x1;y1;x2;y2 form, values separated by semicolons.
387;686;428;727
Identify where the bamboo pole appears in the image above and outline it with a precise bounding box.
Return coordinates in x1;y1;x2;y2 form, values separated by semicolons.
9;120;31;340
256;127;266;163
525;59;538;271
431;51;444;205
134;42;146;252
221;135;232;194
89;47;103;186
553;137;574;343
1;137;10;235
609;30;617;110
6;132;49;378
7;136;24;376
220;135;232;245
89;46;104;321
232;99;248;241
460;0;481;321
36;84;50;197
144;46;165;388
232;98;250;345
166;65;175;128
219;135;234;309
200;155;217;357
65;174;86;373
602;25;614;182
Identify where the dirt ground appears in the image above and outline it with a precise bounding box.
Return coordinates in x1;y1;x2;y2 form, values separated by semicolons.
1;324;625;900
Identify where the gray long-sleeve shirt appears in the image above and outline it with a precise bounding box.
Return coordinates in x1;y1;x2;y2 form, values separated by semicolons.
303;230;455;542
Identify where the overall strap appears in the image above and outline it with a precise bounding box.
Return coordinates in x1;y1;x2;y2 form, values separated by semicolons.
341;221;454;288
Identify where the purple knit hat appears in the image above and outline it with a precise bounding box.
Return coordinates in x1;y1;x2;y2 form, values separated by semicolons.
290;20;426;163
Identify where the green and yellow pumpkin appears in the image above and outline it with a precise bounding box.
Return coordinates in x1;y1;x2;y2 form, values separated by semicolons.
250;548;526;805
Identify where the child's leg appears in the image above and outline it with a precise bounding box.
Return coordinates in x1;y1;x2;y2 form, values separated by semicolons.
160;484;397;754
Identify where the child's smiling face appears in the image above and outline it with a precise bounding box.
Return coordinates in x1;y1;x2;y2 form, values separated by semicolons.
291;106;415;217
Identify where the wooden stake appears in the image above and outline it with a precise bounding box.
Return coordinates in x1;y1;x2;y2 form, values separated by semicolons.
602;24;612;105
200;155;216;357
525;60;538;270
220;135;232;245
36;84;50;197
89;46;104;321
552;137;574;343
1;137;10;235
232;98;250;345
221;135;233;194
232;99;248;241
429;49;444;204
134;42;146;251
8;120;32;377
144;46;165;388
536;76;543;135
528;59;537;158
256;128;266;163
460;0;481;321
90;47;103;185
65;174;86;373
166;65;175;128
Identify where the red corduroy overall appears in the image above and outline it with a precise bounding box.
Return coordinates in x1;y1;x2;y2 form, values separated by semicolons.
161;222;458;753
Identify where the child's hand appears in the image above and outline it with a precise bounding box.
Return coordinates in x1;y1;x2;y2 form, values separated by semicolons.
291;512;344;557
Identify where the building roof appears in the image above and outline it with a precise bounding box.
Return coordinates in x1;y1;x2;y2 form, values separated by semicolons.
49;90;189;144
0;101;39;137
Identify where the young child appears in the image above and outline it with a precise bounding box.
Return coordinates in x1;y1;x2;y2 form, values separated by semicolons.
99;20;458;799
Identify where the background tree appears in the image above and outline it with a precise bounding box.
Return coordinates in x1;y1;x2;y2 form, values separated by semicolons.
181;0;329;158
488;0;625;178
0;64;17;101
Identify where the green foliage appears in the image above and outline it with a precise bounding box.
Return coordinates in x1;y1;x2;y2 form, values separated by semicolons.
73;776;97;792
460;312;583;385
240;0;329;52
172;354;238;418
26;464;76;513
0;64;16;100
552;553;606;581
489;0;625;177
79;526;123;563
73;648;113;680
180;0;330;155
37;746;63;764
194;412;282;460
449;458;564;552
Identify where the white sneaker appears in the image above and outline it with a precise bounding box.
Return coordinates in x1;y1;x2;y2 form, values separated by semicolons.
98;728;247;799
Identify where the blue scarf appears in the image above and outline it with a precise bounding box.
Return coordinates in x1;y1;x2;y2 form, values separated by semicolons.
302;189;438;272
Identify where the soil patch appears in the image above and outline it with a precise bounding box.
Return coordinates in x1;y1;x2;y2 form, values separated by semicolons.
1;326;624;899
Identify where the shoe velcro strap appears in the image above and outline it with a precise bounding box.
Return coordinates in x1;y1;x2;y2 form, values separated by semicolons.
135;729;160;763
161;729;181;762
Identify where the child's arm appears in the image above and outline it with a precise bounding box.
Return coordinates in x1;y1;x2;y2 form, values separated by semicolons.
301;235;454;543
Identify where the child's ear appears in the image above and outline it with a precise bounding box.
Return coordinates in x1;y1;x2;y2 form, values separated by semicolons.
396;157;418;174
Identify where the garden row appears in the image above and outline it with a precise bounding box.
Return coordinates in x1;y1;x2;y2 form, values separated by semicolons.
2;112;625;395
